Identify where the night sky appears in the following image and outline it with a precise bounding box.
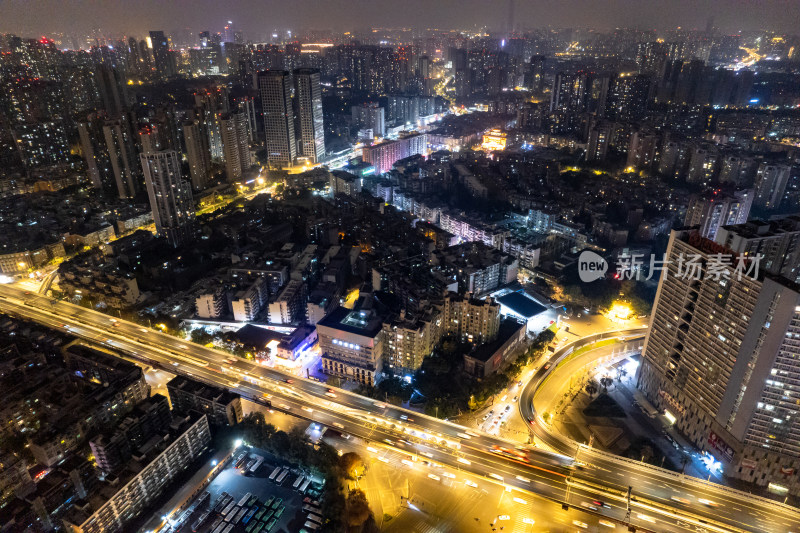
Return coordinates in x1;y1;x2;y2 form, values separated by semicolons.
2;0;799;37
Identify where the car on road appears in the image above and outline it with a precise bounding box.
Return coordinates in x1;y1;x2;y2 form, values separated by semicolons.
572;520;588;529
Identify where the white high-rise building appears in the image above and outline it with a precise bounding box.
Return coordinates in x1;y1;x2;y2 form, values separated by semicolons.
715;215;800;285
684;189;753;241
294;68;325;163
351;102;386;138
140;150;195;247
638;228;800;493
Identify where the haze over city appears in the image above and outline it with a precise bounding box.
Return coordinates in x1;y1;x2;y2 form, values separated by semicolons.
3;0;800;36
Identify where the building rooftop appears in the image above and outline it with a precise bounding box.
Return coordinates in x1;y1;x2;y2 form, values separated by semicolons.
167;375;239;405
316;305;384;338
468;319;526;363
234;323;285;348
497;291;547;319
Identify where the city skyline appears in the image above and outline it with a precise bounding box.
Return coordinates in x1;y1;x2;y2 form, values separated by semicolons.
1;1;800;531
3;0;800;39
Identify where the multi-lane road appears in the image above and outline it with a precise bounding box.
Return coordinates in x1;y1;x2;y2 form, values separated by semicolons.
1;283;798;533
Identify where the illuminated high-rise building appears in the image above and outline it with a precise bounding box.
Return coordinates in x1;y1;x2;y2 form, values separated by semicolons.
234;95;258;143
293;68;325;163
528;55;545;92
687;144;719;186
715;216;800;285
193;88;228;162
684;189;753;241
638;226;800;492
222;21;235;43
148;30;174;79
78;113;115;194
753;162;791;211
103;115;141;198
550;72;588;114
220;112;250;181
138;125;162;155
182;120;211;190
257;70;296;168
606;74;651;122
636;42;668;74
93;65;128;117
12;121;69;169
140;150;195;247
587;122;614;162
351;102;385;138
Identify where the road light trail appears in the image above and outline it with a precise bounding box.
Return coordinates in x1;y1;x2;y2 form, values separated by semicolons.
1;284;797;533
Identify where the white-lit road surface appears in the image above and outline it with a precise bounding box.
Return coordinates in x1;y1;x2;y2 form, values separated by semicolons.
0;284;797;533
518;330;800;533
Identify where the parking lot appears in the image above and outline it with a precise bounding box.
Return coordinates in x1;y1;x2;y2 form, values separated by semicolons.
171;446;323;533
